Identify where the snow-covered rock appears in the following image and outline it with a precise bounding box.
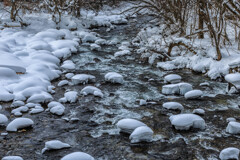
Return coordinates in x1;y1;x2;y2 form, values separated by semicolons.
53;48;72;59
227;117;236;122
162;83;192;95
0;114;8;125
169;114;205;130
129;126;153;143
95;39;107;45
184;90;203;99
59;91;78;103
200;82;210;87
114;50;131;57
48;101;65;115
65;73;74;79
225;73;240;89
42;140;71;153
116;118;147;134
178;83;193;95
139;99;147;106
80;86;103;98
11;106;29;116
163;102;183;110
10;101;25;108
2;156;23;160
105;72;124;84
219;147;239;160
90;44;101;51
61;152;94;160
6;118;34;132
30;106;44;114
58;80;69;87
61;60;76;70
226;121;240;134
71;74;96;85
164;74;182;84
193;109;205;115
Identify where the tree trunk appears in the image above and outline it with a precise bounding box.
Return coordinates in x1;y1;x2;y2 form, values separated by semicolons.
198;0;204;39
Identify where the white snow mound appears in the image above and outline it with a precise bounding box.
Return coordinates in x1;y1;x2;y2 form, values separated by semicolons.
61;152;94;160
129;126;153;143
184;90;203;99
163;102;183;110
219;147;239;160
71;74;96;85
162;83;192;95
169;114;205;130
116;118;147;134
42;140;71;154
105;72;124;84
48;101;65;115
226;121;240;134
6;118;34;132
164;74;182;84
80;86;103;98
2;156;23;160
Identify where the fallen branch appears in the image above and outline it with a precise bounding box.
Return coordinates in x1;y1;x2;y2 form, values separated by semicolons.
167;41;197;56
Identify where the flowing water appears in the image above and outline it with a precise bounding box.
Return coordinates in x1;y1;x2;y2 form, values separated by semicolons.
0;16;240;160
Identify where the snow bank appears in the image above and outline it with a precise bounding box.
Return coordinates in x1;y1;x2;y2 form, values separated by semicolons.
42;140;70;154
6;118;34;132
0;67;19;81
0;54;26;73
169;114;205;130
71;74;96;85
0;86;14;102
162;83;192;95
163;102;183;110
129;126;153;143
116;118;147;134
226;122;240;134
164;74;182;84
219;147;239;160
61;152;94;160
184;90;203;99
105;72;124;84
80;86;103;98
